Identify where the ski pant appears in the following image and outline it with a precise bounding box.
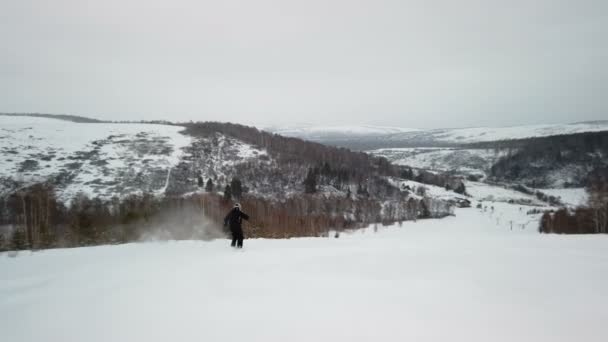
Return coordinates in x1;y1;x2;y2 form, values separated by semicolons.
230;227;244;248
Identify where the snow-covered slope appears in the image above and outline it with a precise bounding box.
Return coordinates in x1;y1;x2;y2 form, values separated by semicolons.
0;116;192;200
2;203;607;342
371;147;508;177
539;188;589;207
0;115;269;202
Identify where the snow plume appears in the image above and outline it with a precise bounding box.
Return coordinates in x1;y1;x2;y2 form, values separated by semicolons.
136;204;227;242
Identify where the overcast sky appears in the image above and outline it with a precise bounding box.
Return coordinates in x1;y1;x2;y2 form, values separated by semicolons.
1;0;606;128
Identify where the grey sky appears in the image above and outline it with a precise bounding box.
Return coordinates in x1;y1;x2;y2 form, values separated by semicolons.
1;0;606;129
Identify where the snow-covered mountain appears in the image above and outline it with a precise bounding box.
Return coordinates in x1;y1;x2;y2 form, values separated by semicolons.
266;121;608;149
378;121;608;145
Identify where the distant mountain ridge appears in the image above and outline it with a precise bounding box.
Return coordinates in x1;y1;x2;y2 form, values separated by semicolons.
262;124;419;141
265;121;608;149
4;113;607;148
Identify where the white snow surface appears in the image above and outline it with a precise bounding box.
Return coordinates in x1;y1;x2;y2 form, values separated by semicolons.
2;203;608;342
466;182;544;205
539;188;589;207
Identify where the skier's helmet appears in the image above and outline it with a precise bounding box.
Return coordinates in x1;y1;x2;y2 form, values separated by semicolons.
234;203;241;210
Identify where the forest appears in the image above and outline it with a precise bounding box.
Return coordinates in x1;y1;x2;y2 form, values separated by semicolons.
478;131;608;187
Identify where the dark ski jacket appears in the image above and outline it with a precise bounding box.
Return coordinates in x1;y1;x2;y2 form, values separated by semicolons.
224;208;249;231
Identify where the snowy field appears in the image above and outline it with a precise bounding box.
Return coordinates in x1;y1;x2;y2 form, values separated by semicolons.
539;188;589;207
2;204;607;342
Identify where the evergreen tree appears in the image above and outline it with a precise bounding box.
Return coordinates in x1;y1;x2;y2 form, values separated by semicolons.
205;178;214;192
223;185;232;201
303;168;317;194
197;175;204;187
231;178;243;200
322;162;331;175
454;182;466;195
357;182;368;196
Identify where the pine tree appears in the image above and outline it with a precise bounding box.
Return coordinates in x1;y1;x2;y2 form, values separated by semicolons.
303;168;317;194
454;182;466;195
231;178;243;200
223;185;232;201
205;178;214;192
322;162;331;175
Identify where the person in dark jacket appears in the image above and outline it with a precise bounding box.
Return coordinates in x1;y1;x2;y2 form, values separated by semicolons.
224;203;250;248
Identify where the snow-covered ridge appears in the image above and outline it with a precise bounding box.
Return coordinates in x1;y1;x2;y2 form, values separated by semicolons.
263;121;608;146
380;121;608;144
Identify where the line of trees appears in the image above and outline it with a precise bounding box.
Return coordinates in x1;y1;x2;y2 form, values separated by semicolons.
0;182;453;251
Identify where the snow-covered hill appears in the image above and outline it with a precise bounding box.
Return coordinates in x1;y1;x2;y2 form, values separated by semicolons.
371;147;508;177
2;203;607;342
0;115;267;202
267;121;608;149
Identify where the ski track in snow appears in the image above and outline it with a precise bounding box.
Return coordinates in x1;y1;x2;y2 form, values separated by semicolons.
1;203;607;342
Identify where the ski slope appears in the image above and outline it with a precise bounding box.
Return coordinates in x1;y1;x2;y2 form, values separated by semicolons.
2;204;607;342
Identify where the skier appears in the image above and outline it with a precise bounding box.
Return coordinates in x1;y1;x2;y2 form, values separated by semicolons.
224;203;250;248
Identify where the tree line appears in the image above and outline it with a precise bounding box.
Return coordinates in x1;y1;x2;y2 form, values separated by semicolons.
0;182;453;251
